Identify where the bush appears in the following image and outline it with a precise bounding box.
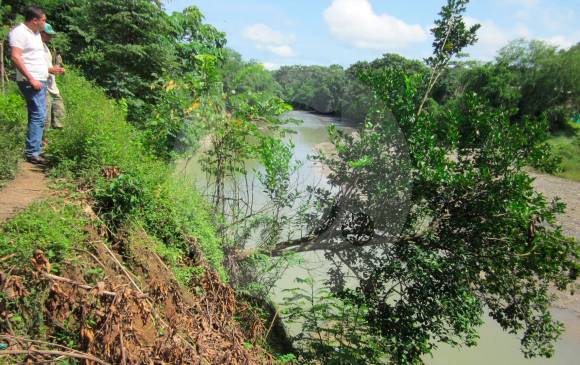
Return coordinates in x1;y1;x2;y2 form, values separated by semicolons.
0;87;26;187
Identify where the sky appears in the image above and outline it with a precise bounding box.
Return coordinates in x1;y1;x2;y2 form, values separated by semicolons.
163;0;580;69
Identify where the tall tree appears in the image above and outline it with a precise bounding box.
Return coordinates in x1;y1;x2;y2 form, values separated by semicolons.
66;0;174;102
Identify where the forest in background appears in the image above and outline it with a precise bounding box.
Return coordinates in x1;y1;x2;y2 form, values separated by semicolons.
1;0;579;364
272;41;580;180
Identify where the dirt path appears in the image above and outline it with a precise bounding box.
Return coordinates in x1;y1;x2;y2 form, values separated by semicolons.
0;162;49;223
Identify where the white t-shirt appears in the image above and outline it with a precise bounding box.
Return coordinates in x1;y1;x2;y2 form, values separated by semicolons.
9;23;49;82
43;43;60;95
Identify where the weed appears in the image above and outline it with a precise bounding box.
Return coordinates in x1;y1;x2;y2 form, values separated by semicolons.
0;198;87;272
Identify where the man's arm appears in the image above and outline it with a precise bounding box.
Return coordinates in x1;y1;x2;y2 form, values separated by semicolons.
11;47;43;90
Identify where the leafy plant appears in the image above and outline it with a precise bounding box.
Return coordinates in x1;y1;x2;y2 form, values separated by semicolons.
282;274;387;364
0;87;26;187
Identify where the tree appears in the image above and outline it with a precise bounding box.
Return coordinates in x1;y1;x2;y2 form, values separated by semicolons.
65;0;173;102
230;61;282;96
274;65;346;114
270;1;578;364
167;5;226;72
496;39;579;130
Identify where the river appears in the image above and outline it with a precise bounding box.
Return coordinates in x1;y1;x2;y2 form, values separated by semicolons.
181;110;579;365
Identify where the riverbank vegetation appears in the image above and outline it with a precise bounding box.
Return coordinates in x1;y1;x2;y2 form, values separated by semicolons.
1;0;578;364
1;1;294;363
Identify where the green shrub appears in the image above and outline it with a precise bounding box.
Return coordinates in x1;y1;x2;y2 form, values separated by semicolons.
0;87;26;187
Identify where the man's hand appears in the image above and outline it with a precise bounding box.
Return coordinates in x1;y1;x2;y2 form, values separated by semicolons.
30;79;43;90
49;66;65;75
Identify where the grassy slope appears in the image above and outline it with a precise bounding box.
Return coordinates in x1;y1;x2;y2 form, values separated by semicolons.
0;72;279;363
45;70;226;279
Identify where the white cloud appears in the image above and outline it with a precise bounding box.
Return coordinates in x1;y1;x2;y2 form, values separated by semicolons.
508;0;540;8
464;16;578;60
242;24;296;57
323;0;427;50
464;17;530;60
504;0;576;33
542;34;580;49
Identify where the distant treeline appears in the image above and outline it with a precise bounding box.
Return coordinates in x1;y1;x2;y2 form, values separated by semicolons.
273;40;580;131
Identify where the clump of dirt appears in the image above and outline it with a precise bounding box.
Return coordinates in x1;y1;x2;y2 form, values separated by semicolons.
1;219;275;364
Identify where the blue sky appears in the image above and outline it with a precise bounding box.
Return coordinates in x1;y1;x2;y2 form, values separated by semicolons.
163;0;579;69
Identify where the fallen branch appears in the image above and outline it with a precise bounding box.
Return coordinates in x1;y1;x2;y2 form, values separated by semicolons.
42;272;148;298
0;349;110;365
92;239;199;353
0;335;84;354
119;327;127;365
98;240;143;295
0;254;16;262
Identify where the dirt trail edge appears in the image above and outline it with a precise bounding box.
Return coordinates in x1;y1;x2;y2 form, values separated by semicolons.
0;162;49;223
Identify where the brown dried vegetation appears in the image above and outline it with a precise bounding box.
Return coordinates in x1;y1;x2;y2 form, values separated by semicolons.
1;218;275;364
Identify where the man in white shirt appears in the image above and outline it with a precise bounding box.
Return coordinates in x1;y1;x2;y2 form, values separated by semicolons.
41;23;65;146
9;6;49;164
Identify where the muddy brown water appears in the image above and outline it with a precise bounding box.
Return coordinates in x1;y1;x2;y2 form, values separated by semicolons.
180;110;579;364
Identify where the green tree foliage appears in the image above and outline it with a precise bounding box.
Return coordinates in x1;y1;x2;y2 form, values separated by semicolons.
219;49;282;96
276;1;578;363
62;0;173;102
274;64;346;114
283;275;387;364
166;5;226;72
496;39;579;130
417;0;480;116
435;39;579;132
274;55;429;124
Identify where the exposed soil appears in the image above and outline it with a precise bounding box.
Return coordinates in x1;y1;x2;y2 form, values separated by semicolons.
0;164;275;364
0;162;49;223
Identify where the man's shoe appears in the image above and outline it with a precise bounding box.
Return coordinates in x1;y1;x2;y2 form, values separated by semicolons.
26;155;46;165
